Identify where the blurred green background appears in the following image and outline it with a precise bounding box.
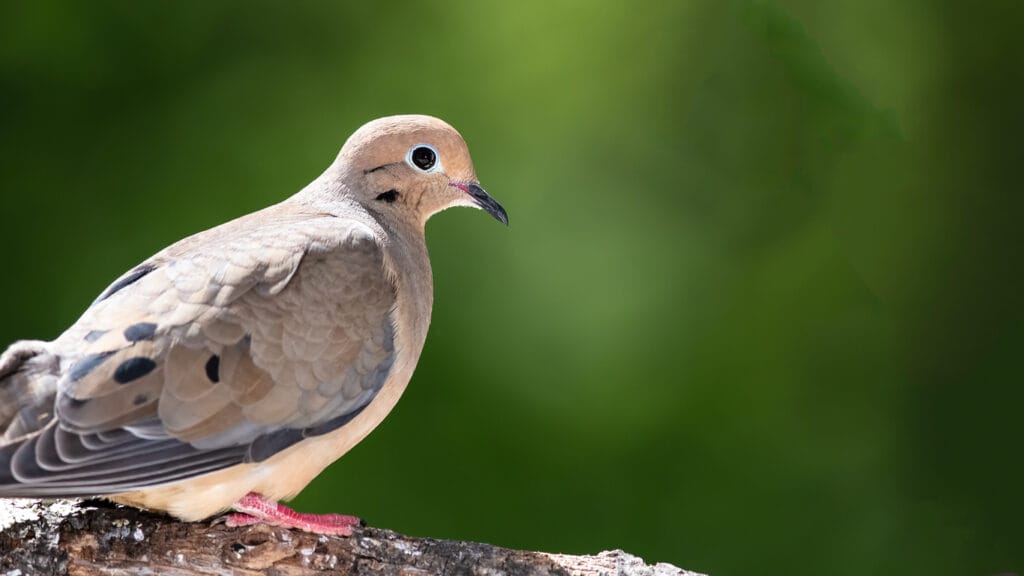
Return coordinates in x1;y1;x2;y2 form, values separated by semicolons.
1;1;1021;574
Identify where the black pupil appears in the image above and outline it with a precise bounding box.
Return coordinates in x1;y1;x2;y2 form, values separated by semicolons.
412;147;436;170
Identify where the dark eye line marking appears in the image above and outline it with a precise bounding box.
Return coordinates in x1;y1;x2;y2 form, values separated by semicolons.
363;162;401;175
376;190;399;203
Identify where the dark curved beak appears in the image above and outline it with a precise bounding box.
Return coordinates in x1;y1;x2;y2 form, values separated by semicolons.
452;182;509;225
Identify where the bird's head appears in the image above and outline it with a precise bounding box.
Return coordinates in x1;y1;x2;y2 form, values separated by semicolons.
334;115;507;228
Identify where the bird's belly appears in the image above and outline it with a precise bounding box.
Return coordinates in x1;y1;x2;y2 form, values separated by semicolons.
110;361;414;522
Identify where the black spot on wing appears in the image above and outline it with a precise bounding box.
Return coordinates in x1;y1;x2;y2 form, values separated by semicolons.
123;323;157;342
84;330;107;343
113;357;157;384
94;264;157;304
205;355;220;383
70;352;115;382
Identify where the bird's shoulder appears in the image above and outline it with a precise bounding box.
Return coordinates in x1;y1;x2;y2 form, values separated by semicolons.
86;202;386;312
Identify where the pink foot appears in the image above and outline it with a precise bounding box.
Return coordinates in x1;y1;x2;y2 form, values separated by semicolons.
225;492;362;536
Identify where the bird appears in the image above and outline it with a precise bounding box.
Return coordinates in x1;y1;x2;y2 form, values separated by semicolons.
0;114;507;535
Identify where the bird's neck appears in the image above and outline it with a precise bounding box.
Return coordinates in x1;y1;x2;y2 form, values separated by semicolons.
376;221;432;408
383;218;433;338
288;177;433;348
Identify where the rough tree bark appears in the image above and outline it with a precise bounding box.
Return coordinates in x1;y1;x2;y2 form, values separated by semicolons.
0;499;701;576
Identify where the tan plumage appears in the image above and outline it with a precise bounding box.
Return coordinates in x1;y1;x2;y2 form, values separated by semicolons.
0;115;507;523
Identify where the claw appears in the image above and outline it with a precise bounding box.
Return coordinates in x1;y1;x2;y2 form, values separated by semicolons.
225;492;361;535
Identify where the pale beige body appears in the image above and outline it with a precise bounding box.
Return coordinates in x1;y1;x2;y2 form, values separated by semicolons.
112;217;433;521
0;115;505;523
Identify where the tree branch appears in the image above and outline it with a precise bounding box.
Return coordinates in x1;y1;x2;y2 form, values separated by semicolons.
0;499;702;576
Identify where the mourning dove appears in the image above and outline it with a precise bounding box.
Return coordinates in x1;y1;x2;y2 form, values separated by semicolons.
0;114;507;535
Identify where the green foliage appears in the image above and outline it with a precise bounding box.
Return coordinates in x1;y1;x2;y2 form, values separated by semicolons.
1;2;1021;574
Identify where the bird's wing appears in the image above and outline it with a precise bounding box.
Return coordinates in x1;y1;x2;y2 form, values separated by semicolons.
0;210;397;495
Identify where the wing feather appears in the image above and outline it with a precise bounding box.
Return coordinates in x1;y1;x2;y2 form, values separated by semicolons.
0;212;397;496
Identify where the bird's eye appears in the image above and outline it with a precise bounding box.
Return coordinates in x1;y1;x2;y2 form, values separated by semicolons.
407;144;439;172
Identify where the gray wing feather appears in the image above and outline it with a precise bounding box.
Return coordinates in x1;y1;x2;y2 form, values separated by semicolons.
0;212;397;496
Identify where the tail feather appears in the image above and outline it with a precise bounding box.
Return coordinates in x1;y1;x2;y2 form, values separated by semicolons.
0;340;60;443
